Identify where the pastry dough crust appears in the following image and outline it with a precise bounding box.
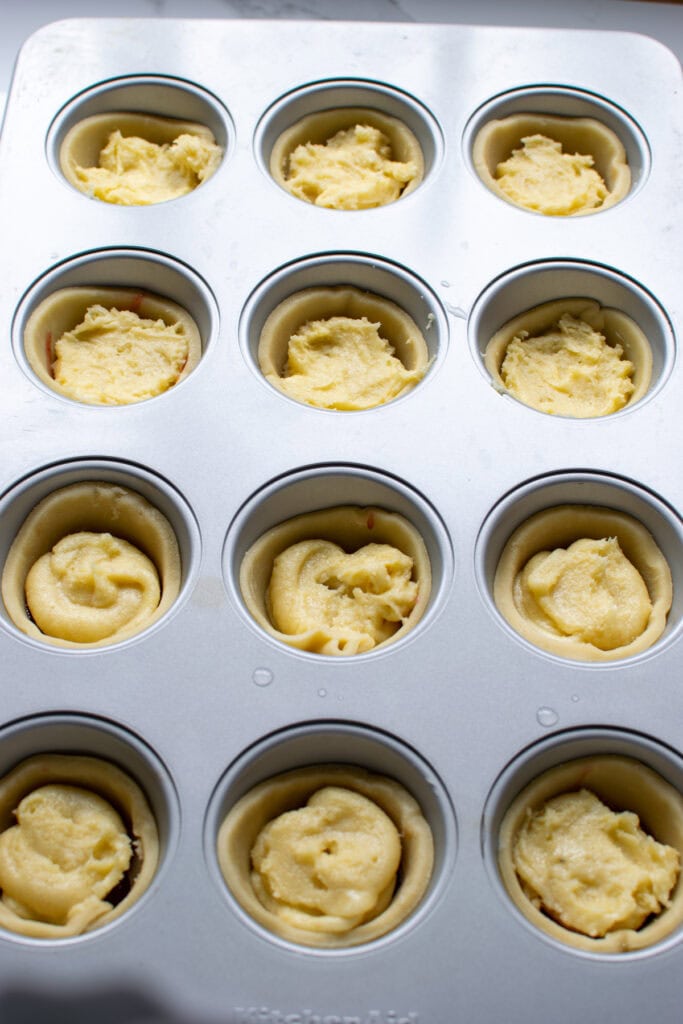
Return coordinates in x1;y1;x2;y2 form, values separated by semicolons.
0;754;158;939
258;286;430;410
239;505;431;655
493;505;672;661
217;764;434;947
24;287;202;405
473;114;630;215
2;482;181;648
498;755;683;952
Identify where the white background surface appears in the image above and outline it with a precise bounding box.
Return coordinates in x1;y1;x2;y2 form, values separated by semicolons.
1;0;682;113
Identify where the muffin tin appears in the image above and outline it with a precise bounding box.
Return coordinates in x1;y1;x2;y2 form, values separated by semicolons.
0;15;682;1022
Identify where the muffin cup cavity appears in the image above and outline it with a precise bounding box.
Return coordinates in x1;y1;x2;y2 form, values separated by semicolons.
256;80;442;206
0;713;177;942
476;473;683;664
470;261;673;413
49;75;232;202
241;253;446;401
0;461;200;650
13;249;218;403
465;87;648;213
224;466;452;656
207;722;455;952
484;730;683;955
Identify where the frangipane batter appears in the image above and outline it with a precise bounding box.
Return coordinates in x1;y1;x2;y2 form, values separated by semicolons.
512;788;679;938
240;505;431;655
2;482;181;648
494;505;672;660
270;107;424;210
23;287;202;406
472;113;630;216
217;764;434;947
258;285;430;411
484;299;652;417
498;756;683;952
0;754;159;939
60;113;222;206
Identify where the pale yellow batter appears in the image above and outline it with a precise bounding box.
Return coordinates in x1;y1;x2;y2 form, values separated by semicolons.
72;130;222;205
472;113;630;216
283;124;418;210
258;286;430;410
25;531;161;644
23;287;202;406
0;784;132;929
0;753;159;939
493;506;672;661
2;482;181;649
251;786;401;935
51;304;191;405
240;505;431;656
512;788;680;938
499;313;634;417
217;764;434;948
271;315;425;410
268;540;418;655
495;134;607;215
517;537;651;651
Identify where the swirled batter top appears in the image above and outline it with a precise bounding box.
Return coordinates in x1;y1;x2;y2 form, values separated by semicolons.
268;539;418;655
73;130;222;205
285;124;419;210
25;531;161;644
52;304;191;405
495;134;608;215
513;788;680;938
516;536;652;652
251;786;401;935
0;784;131;929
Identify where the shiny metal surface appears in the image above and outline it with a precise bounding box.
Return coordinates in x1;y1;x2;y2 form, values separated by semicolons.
0;17;681;1022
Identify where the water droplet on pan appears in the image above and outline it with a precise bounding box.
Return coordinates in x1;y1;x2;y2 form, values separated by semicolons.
317;688;327;698
536;706;559;727
252;668;273;687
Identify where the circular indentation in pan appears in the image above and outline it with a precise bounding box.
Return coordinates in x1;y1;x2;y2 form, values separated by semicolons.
13;248;218;405
255;79;442;208
240;253;445;407
469;260;673;416
0;459;200;650
223;465;452;657
0;712;178;942
482;728;683;956
464;86;648;214
475;472;683;664
48;75;231;203
205;721;455;952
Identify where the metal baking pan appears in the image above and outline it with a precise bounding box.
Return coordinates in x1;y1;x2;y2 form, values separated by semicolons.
0;17;681;1022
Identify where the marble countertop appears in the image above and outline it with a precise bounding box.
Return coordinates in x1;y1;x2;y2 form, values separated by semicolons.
1;0;682;111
